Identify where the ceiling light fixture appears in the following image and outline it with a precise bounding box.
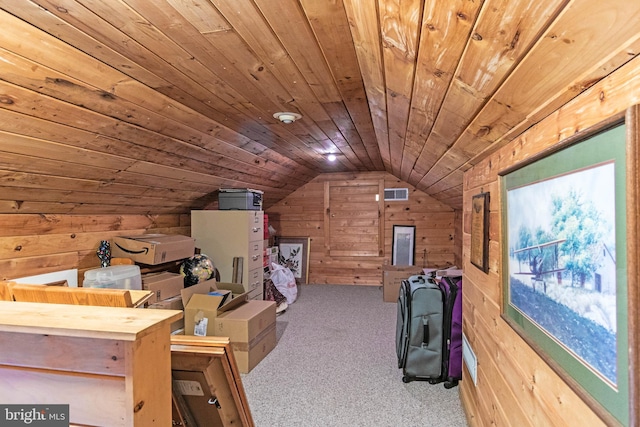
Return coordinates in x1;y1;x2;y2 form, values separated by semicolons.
327;154;337;162
273;112;302;124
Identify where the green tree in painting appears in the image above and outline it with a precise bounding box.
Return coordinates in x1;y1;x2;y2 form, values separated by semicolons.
512;224;555;278
550;189;604;287
533;228;557;277
513;224;532;264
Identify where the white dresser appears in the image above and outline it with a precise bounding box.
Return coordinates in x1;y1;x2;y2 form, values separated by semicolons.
191;210;264;300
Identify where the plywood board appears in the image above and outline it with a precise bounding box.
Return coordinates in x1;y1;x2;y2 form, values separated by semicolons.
10;283;136;307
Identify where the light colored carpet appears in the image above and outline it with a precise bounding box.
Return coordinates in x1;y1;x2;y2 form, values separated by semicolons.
241;284;469;427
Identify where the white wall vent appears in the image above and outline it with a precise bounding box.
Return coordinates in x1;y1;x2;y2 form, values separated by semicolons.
384;188;409;201
462;332;478;385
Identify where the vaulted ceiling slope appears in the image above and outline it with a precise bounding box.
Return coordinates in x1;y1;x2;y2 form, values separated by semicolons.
0;1;639;214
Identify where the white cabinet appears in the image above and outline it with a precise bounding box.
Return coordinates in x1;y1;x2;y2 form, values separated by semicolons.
191;210;264;300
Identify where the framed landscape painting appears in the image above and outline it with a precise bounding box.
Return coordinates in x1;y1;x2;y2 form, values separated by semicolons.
499;109;639;426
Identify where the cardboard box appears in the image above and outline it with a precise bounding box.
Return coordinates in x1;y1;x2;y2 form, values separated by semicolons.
142;272;184;303
382;265;424;302
182;279;249;337
111;234;195;265
215;300;276;373
215;282;246;296
229;322;277;373
182;279;276;373
214;300;275;343
148;294;183;310
184;293;231;336
147;294;185;332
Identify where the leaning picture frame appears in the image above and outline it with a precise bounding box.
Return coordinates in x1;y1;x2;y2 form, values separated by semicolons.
170;335;254;427
498;108;639;426
277;236;310;285
392;225;416;265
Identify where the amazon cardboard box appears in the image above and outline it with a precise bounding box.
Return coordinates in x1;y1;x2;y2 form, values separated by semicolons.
382;265;423;302
142;272;184;303
111;234;195;265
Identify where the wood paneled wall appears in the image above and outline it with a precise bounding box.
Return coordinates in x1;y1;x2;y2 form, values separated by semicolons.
266;171;459;285
0;171;457;288
0;214;190;285
460;55;640;426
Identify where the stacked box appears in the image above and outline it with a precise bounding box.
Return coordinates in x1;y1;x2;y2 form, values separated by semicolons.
142;272;184;303
147;294;185;332
111;234;195;265
214;300;276;373
181;279;276;373
382;265;424;302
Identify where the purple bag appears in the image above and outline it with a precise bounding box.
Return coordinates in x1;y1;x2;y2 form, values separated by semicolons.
438;275;463;388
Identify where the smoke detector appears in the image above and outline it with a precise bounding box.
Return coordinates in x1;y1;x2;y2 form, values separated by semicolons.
273;112;302;124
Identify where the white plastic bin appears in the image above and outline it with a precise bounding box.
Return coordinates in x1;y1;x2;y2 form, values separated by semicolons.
83;265;142;290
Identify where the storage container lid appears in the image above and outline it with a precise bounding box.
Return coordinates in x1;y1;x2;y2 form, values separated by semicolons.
83;265;142;289
218;188;263;194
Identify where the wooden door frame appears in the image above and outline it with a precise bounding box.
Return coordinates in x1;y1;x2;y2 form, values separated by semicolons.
323;179;385;256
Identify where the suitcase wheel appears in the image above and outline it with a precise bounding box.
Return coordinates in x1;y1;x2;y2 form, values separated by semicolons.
444;380;459;389
402;376;412;383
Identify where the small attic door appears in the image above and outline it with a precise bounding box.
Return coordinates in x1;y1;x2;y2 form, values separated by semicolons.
324;180;384;257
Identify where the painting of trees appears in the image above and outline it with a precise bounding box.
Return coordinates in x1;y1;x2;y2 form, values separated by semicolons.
506;162;617;384
501;121;631;423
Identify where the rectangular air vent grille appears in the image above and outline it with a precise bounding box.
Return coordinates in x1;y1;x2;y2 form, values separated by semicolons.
384;188;409;201
462;333;478;385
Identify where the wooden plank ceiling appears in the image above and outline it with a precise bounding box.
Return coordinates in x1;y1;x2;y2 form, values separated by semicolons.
0;0;639;214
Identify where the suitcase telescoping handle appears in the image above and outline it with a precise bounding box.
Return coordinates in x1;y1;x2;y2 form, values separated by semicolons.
411;275;426;284
423;318;429;346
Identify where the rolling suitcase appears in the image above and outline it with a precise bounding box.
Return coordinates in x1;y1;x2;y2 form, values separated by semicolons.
396;271;463;387
437;272;463;388
396;274;444;383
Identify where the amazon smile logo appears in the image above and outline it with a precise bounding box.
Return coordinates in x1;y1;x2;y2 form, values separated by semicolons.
114;242;149;255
